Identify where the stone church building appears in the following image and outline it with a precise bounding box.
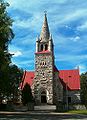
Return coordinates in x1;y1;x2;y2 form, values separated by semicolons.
21;14;80;106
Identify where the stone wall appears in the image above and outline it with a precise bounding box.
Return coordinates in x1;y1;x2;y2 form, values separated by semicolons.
69;104;86;110
53;71;63;104
68;90;80;104
33;52;54;104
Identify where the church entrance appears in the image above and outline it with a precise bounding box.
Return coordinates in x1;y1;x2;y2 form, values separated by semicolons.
41;91;47;103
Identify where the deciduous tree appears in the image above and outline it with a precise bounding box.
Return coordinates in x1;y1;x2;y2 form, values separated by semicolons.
0;0;15;97
80;72;87;107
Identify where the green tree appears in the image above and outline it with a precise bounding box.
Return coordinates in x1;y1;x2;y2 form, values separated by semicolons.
8;65;23;100
22;83;33;105
80;72;87;107
0;0;14;96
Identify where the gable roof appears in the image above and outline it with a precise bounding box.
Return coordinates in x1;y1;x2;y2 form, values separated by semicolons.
21;71;34;89
21;69;80;91
59;69;80;90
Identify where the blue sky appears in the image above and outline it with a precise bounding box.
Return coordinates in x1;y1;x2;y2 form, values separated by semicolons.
6;0;87;74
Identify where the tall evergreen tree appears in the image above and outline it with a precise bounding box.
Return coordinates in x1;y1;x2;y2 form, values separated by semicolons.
22;83;33;105
0;0;14;96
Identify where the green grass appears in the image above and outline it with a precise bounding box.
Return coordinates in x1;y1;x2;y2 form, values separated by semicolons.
67;110;87;115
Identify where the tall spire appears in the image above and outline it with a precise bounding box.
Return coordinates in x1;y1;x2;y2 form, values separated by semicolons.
40;12;50;41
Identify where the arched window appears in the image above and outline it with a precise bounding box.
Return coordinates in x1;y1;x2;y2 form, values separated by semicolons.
45;44;48;50
41;44;43;51
45;62;46;65
41;91;46;95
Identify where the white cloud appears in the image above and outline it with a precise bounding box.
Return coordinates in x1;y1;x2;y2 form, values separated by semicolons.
6;0;87;73
74;36;80;41
10;51;22;57
18;60;34;65
7;0;68;10
77;21;87;31
7;0;87;26
55;54;87;62
55;9;87;25
13;13;42;31
75;64;87;74
13;19;30;28
12;59;34;70
70;36;80;42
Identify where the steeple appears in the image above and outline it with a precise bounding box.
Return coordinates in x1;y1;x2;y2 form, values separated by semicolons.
40;12;50;41
36;13;54;53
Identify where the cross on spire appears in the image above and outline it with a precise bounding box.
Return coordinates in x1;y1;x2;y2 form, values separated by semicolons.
44;10;47;15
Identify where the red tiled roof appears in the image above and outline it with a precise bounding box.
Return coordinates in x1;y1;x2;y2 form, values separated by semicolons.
21;71;34;89
21;69;80;91
35;50;51;54
59;69;80;90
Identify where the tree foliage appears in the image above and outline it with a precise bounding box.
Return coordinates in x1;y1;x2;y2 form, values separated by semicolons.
0;1;23;100
8;65;23;97
22;83;33;105
80;72;87;107
0;0;14;96
0;1;14;48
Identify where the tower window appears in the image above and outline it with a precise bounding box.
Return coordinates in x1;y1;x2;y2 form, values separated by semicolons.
41;44;43;51
45;62;46;65
43;62;44;65
45;44;48;50
42;72;44;76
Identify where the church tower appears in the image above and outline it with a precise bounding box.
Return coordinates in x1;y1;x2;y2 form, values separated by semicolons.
33;13;55;104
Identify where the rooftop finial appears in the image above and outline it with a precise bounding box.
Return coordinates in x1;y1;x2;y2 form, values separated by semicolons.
44;10;47;15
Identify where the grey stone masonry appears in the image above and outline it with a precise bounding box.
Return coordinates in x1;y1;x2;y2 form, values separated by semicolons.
68;90;81;104
33;52;54;104
53;71;63;104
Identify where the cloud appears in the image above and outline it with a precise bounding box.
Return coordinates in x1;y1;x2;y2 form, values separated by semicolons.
55;54;87;62
7;0;68;10
74;36;80;41
10;51;22;57
70;36;80;42
18;60;34;65
75;64;87;74
5;0;87;73
77;21;87;31
52;9;87;26
13;13;42;33
11;58;34;70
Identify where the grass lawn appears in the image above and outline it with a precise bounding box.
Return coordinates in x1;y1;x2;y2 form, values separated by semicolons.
67;110;87;115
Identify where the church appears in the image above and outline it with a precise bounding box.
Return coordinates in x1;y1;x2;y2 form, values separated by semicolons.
21;13;80;106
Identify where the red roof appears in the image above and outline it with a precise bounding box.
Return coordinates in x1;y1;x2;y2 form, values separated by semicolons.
21;71;34;89
35;50;51;54
21;69;80;91
59;69;80;90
